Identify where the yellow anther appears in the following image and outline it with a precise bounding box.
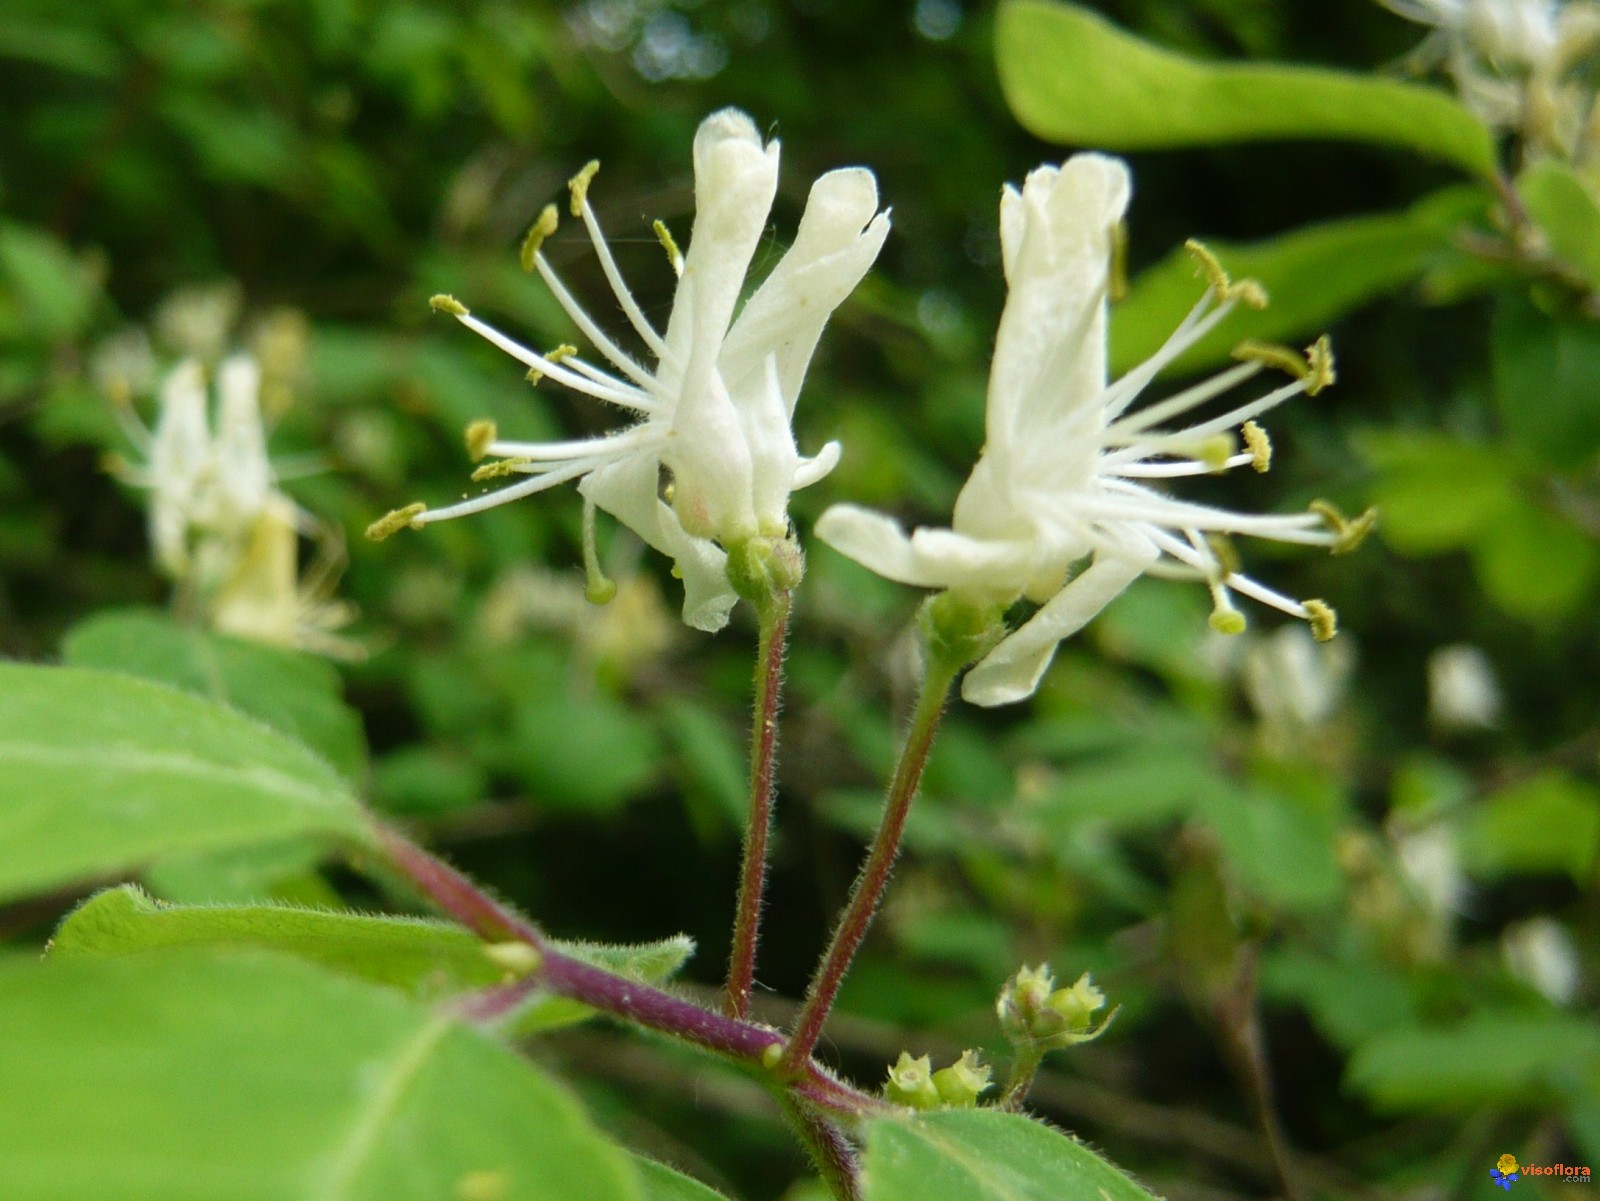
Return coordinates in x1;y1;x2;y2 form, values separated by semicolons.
1304;599;1338;642
1233;339;1309;379
465;419;498;463
653;219;684;274
1241;420;1272;473
519;204;560;272
1110;220;1130;303
525;344;577;387
1194;433;1237;473
365;502;427;541
429;294;469;317
1184;239;1269;308
1304;335;1336;395
1206;533;1242;577
582;495;617;605
1310;500;1378;555
471;457;530;482
483;941;542;978
568;159;600;217
1209;608;1248;636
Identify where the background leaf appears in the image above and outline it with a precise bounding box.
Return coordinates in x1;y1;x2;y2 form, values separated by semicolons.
863;1110;1161;1201
0;663;369;903
0;951;641;1201
996;0;1496;176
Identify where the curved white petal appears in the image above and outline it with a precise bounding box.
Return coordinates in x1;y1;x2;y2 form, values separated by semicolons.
961;532;1156;706
816;504;1032;592
793;439;842;490
215;354;271;523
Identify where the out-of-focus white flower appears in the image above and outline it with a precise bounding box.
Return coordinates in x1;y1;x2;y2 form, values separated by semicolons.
1428;644;1503;729
154;280;244;362
1502;916;1581;1004
114;354;359;657
818;154;1362;706
380;108;890;632
1244;624;1354;727
1394;822;1468;928
1381;0;1600;131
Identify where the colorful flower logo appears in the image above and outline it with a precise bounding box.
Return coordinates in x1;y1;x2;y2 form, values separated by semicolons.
1492;1154;1520;1191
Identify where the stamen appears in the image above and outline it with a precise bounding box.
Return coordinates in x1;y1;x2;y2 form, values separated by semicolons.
1193;433;1236;473
1310;499;1379;554
471;457;532;481
525;344;577;387
531;241;664;386
653;219;684;276
1304;599;1338;641
1241;421;1272;472
465;419;498;462
1208;584;1247;635
519;205;560;272
1304;335;1336;395
568;160;601;217
1205;533;1242;576
582;494;617;604
412;456;601;524
366;502;427;541
429;294;469;317
1233;339;1310;379
1110;220;1130;303
575;198;670;358
1185;239;1269;308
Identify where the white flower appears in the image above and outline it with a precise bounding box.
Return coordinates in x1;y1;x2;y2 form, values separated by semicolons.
1428;643;1502;729
1384;0;1560;69
1502;916;1580;1004
818;154;1358;707
387;108;890;632
115;353;358;656
1244;624;1353;728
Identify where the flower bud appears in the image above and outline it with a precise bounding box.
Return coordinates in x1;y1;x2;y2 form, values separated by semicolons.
931;1050;993;1107
997;964;1116;1051
884;1051;942;1110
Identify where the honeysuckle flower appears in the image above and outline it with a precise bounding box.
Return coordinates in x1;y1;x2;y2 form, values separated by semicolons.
374;108;889;632
1502;917;1580;1004
112;353;359;657
1382;0;1600;133
818;154;1363;707
1428;643;1502;728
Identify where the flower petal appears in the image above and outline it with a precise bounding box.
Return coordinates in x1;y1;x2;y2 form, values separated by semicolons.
815;504;1033;592
961;530;1156;706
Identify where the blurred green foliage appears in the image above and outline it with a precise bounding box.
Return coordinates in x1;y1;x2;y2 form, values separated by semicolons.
2;0;1599;1198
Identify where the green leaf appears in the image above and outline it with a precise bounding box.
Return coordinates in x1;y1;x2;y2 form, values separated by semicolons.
509;690;661;814
1491;293;1600;469
0;952;641;1201
996;1;1496;177
1358;432;1518;555
51;885;698;1032
1518;160;1600;292
0;221;99;339
1474;499;1599;621
51;885;503;999
0;663;370;904
632;1157;731;1201
63;609;368;784
1460;771;1600;883
1347;1010;1600;1110
1111;187;1488;377
863;1109;1160;1201
1198;785;1344;911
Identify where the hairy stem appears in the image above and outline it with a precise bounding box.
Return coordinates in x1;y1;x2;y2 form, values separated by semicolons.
998;1046;1046;1111
375;823;891;1120
781;656;959;1073
782;1097;862;1201
725;592;791;1019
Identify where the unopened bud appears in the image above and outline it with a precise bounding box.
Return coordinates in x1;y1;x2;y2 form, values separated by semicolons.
932;1050;993;1107
884;1052;942;1110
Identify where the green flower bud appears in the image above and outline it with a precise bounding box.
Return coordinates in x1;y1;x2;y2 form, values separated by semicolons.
998;965;1117;1051
884;1051;942;1110
1047;972;1106;1032
725;534;804;608
932;1050;993;1107
920;590;1006;671
996;964;1055;1043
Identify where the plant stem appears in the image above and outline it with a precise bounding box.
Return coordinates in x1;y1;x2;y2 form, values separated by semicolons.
781;1097;862;1201
780;655;959;1073
725;591;791;1019
374;822;891;1121
998;1046;1046;1111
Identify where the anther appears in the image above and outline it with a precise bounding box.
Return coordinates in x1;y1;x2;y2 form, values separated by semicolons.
568;160;600;217
582;495;617;605
1110;220;1130;303
525;344;577;387
1240;421;1272;472
1185;239;1269;308
1304;599;1338;642
1310;500;1377;554
1303;335;1336;395
471;457;530;482
365;502;428;541
653;219;684;275
1233;340;1309;379
465;419;498;463
429;294;468;317
520;205;560;272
